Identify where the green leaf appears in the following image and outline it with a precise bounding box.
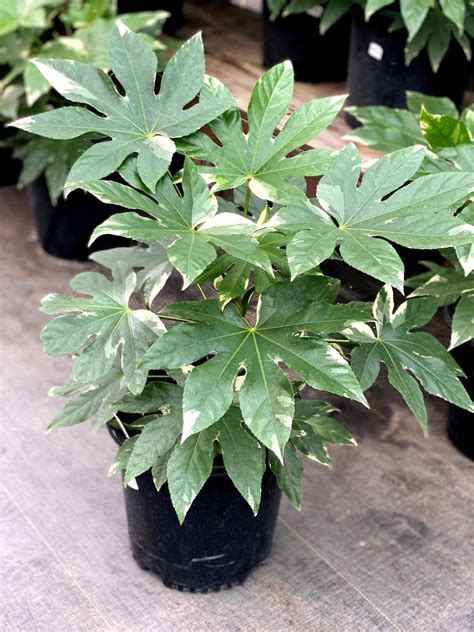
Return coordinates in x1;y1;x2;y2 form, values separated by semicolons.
40;264;165;394
0;0;55;36
400;0;432;40
294;401;355;446
426;12;451;72
345;106;424;153
274;145;474;289
124;410;183;485
151;453;170;492
49;367;126;430
319;0;352;34
176;62;343;201
408;263;474;306
269;443;302;510
451;293;474;348
345;286;473;428
108;435;139;476
91;243;173;307
142;277;368;461
113;381;183;416
406;91;458;117
10;27;232;190
291;431;331;466
420;107;471;148
217;407;264;514
439;0;466;33
365;0;394;21
86;160;270;287
455;204;474;276
167;425;219;523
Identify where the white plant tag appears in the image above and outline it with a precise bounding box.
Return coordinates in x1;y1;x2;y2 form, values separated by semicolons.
368;42;384;61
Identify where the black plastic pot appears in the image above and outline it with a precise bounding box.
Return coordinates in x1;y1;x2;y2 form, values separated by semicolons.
262;3;350;82
445;308;474;460
117;0;184;35
109;425;282;592
27;177;128;261
0;125;21;186
346;9;471;127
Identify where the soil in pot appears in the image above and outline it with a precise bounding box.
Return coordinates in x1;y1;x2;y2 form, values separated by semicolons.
262;3;350;83
445;308;474;460
346;8;471;127
116;0;184;35
109;425;282;592
27;177;129;261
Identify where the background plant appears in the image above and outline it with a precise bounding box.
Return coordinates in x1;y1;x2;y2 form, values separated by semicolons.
346;91;474;350
267;0;474;72
14;25;474;522
0;0;169;202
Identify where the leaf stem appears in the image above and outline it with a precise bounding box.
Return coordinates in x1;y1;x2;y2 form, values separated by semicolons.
243;183;251;217
197;283;208;299
114;413;130;439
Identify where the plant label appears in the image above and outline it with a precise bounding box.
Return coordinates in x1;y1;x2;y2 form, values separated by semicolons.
368;42;384;61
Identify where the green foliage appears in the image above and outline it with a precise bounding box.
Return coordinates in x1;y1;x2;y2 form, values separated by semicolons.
84;159;270;288
268;0;474;69
31;29;473;522
407;259;474;349
271;144;474;289
40;264;165;394
346;92;474;177
176;61;343;202
0;0;168;202
12;26;233;192
347;286;472;428
142;277;367;461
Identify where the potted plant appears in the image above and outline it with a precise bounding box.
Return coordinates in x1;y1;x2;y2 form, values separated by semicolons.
299;1;474;125
1;0;169;259
263;0;351;82
345;92;474;458
12;24;474;592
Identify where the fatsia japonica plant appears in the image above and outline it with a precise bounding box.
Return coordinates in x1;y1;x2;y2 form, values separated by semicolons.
13;24;474;523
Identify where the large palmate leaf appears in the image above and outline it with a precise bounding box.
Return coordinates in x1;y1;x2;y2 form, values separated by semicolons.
86;159;272;288
91;242;173;307
11;24;233;191
48;366;127;430
176;61;344;202
142;276;368;460
407;260;474;348
23;12;167;107
347;286;473;428
40;264;165;394
271;144;474;290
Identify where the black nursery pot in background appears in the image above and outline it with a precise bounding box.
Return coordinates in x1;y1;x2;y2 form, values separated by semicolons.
117;0;184;34
0;125;22;187
27;177;128;261
262;3;350;83
445;309;474;461
109;425;282;592
346;9;471;127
